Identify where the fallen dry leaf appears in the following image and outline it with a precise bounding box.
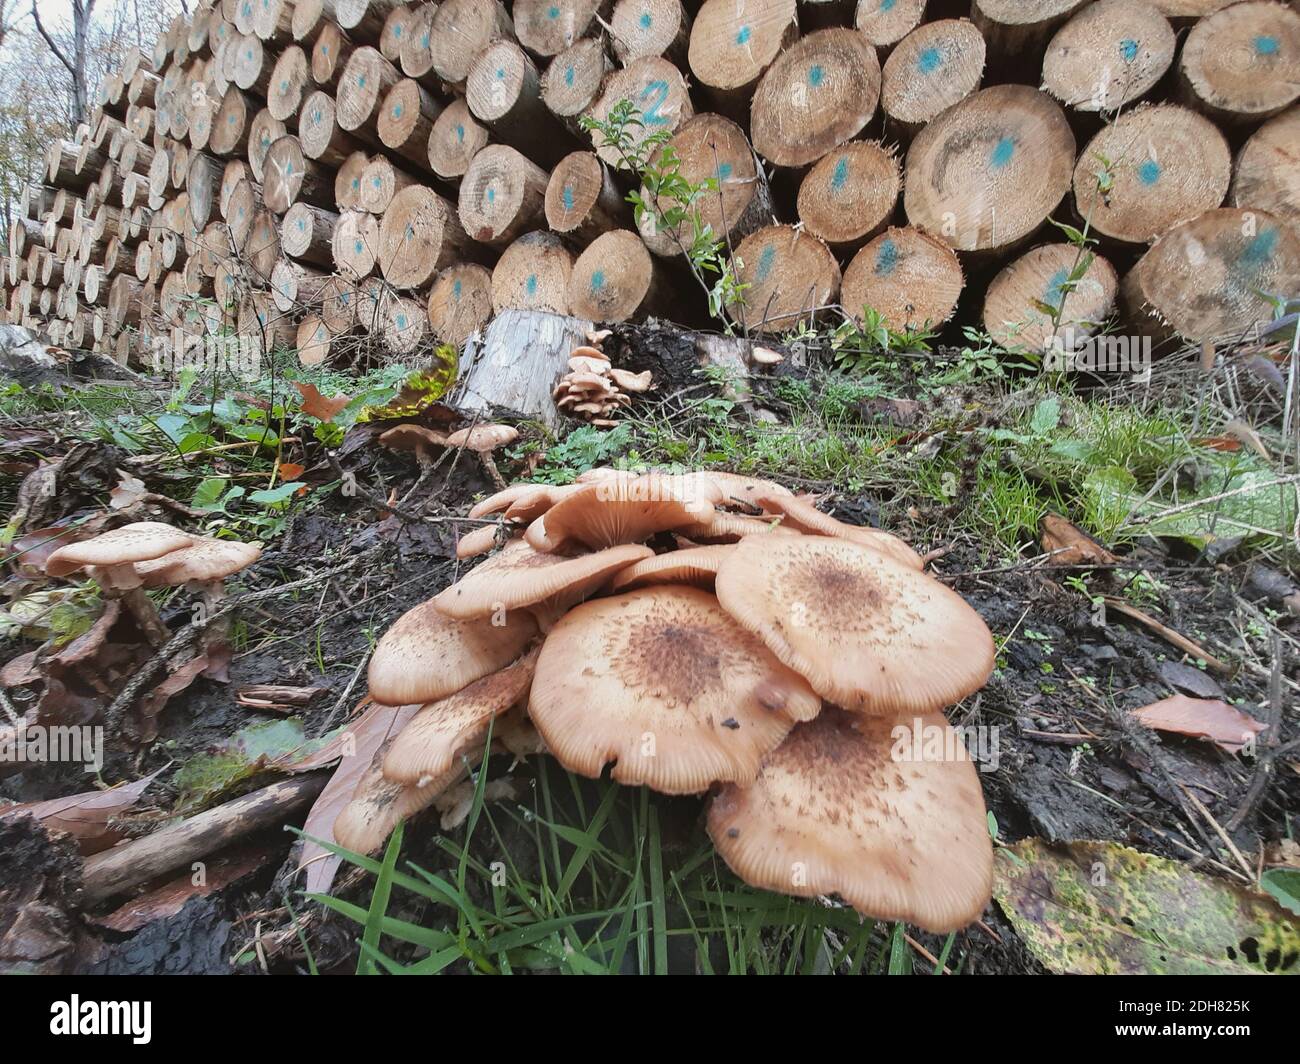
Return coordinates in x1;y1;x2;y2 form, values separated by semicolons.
0;769;162;855
108;470;147;509
294;382;351;422
1131;694;1267;754
278;462;306;480
1222;420;1271;461
1040;514;1117;566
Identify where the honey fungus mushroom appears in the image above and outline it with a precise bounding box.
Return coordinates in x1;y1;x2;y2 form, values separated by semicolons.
707;708;994;932
446;424;519;490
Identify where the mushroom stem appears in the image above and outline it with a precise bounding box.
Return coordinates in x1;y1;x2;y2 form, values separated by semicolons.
119;588;170;646
478;453;507;491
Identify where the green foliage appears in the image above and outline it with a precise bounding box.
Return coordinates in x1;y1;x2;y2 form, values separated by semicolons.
581;100;748;329
521;422;636;485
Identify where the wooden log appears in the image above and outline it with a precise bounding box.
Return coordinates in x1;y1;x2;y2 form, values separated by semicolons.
134;240;154;282
320;273;360;332
427;99;490;181
467;40;577;169
269;46;312;122
1150;1;1235;25
1042;0;1176;114
128;69;162;109
209;87;252;158
382;293;430;355
983;243;1119;351
429;0;514;87
514;0;609;58
270;258;332;311
227;178;266;250
300;91;365;167
379;5;413;63
492;230;573;315
249;110;288;181
356;276;393;331
540;38;612;132
1179;1;1300;127
454;308;595;428
378;79;442;171
335;0;405;45
292;0;332;41
637;114;772;258
688;0;797;123
880;18;986;138
854;0;926;50
80;773;328;903
568;229;667;322
337;46;404;135
971;0;1089;68
254;0;296;44
397;4;440;86
264;135;336;212
282;201;340;266
1122;207;1300;342
1073;105;1232;246
333;208;382;280
221;160;252;220
459;144;550;247
730;224;840;334
750;29;880;170
231;33;275;97
587;56;694;170
120;137;155;178
904;85;1076;255
1229;107;1300;233
611;0;691;65
546;150;630;243
108;273;146;331
240;289;298;353
335;150;371;209
310;21;355;89
427;262;494;345
359;155;418;213
296;315;333;365
381;184;482;287
797;140;899;253
186;153;225;231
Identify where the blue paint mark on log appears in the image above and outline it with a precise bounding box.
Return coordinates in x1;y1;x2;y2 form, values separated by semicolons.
917;47;941;74
1240;227;1278;268
591;270;605;291
1138;159;1160;185
756;244;776;282
1120;39;1138;62
640;12;652;29
1255;35;1279;56
736;25;751;45
875;238;898;276
1044;268;1069;307
991;137;1015;169
453;280;462;300
563;186;574;211
808;65;824;87
831;156;849;192
526;274;538;296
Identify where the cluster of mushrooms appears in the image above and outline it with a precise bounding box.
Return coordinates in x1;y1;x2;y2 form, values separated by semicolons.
43;522;262;644
341;468;997;933
553;331;653;427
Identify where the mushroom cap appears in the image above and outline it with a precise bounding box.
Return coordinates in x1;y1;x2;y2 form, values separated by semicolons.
367;599;538;705
469;483;545;519
383;647;539;785
445;424;519;451
677;512;802;543
608;368;652;392
456;522;510;560
528;587;822;794
703;471;794;505
379;424;448;452
524;475;723;552
45;522;194;578
135;537;263;587
568;354;611;374
433;538;653;619
755;494;923;570
751;346;785;365
334;740;459;854
714;536;994;715
707;708;993;933
609;545;735;592
565;371;615;393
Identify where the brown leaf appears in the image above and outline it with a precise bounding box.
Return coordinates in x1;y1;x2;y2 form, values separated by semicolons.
1130;694;1267;754
294;382;350;423
0;769;162;854
293;700;420;895
108;470;148;509
236;685;325;712
278;462;306;480
1040;514;1117;566
1222;419;1271;461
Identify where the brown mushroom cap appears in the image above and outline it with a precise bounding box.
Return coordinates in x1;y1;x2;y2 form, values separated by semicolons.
707;708;993;933
755;493;923;570
45;522;194;578
525;475;723;552
446;424;519;451
379;424;449;452
714;536;994;715
433;538;653;619
528;587;821;794
367;599;538;705
334;739;459;854
382;647;540;785
677;513;802;543
609;545;736;592
135;537;263;587
568;354;612;374
456;522;512;560
704;471;794;505
608;368;652;392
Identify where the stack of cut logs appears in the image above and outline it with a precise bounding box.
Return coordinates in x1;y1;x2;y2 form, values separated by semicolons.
4;0;1299;397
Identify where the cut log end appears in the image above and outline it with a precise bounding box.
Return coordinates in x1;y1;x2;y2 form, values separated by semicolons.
881;18;986;134
983;243;1119;352
731;224;841;335
1179;1;1300;125
568;229;663;323
797;140;899;252
841;226;964;332
491;230;574;316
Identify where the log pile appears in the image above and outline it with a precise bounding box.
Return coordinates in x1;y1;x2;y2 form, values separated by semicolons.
4;0;1299;399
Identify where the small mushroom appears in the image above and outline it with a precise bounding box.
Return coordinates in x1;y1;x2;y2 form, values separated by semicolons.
568;354;612;374
135;536;263;602
379;424;449;466
524;476;722;552
367;599;537;705
751;346;785;366
714;536;994;715
608;368;652;393
45;522;195;644
584;330;612;347
445;424;519;490
455;521;514;560
707;708;993;932
334;739;458;854
382;647;539;785
528;587;821;794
